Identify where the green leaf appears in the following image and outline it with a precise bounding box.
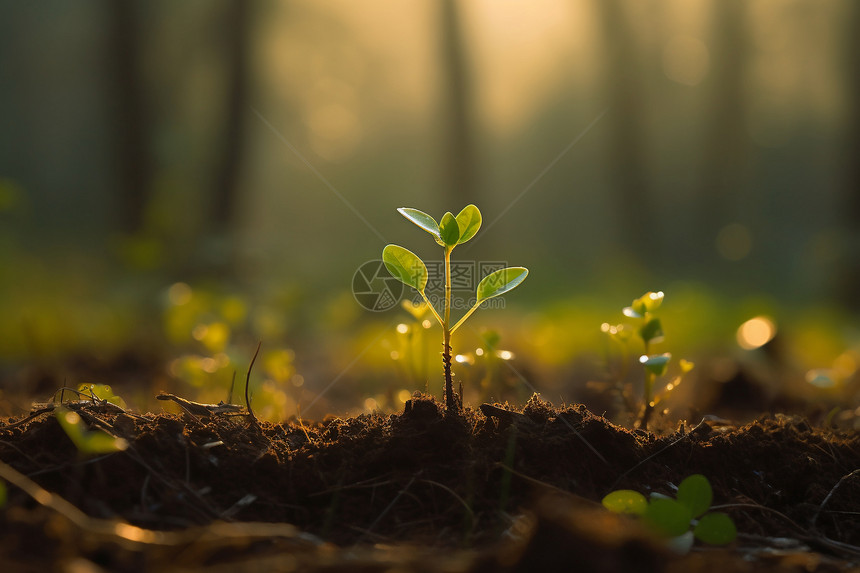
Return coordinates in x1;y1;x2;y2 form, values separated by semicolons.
645;498;692;537
439;212;460;246
56;408;128;455
677;474;713;518
639;318;664;345
639;353;671;376
476;267;529;302
602;490;648;515
455;204;482;244
693;512;737;545
397;208;440;239
382;245;428;293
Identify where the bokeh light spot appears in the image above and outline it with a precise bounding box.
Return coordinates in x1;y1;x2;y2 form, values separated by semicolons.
736;316;776;350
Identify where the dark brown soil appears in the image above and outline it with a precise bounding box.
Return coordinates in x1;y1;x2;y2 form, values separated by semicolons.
0;394;858;572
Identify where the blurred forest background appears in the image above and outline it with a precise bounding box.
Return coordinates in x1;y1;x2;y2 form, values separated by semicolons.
0;0;858;421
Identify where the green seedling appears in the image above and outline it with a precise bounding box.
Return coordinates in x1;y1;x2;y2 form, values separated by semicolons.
55;408;128;455
382;205;528;411
602;291;694;428
602;474;737;550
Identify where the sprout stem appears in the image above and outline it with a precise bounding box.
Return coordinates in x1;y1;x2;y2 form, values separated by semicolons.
443;246;455;411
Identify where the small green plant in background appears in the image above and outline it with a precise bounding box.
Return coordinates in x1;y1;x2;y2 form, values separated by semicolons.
602;474;737;551
602;291;694;428
382;205;528;412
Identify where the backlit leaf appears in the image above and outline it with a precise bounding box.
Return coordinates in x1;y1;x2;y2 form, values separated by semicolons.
677;474;713;518
694;512;737;545
476;267;528;302
397;208;440;239
439;212;460;246
382;244;428;293
455;204;482;244
639;318;664;344
602;490;648;515
639;353;671;376
645;498;692;537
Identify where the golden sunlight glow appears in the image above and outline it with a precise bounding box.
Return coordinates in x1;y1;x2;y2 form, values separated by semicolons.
398;389;412;403
396;323;409;334
364;397;377;410
662;36;710;86
736;316;777;350
475;348;484;357
498;350;514;361
422;319;432;329
455;354;474;365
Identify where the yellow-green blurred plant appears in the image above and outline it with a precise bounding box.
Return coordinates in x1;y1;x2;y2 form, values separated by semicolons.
162;282;298;422
75;383;128;410
390;300;433;391
55;408;128;455
452;330;519;402
602;291;694;428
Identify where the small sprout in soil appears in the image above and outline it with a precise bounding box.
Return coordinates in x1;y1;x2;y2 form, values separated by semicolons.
602;291;694;428
76;383;128;410
602;474;737;551
55;408;128;455
383;204;528;412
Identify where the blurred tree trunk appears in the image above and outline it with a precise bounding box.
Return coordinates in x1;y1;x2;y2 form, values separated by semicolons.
697;0;747;261
108;1;150;236
202;0;251;276
838;3;860;311
596;0;654;258
211;0;250;238
439;0;476;207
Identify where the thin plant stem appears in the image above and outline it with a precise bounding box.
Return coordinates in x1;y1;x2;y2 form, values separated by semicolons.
419;291;444;326
450;301;481;334
443;246;454;410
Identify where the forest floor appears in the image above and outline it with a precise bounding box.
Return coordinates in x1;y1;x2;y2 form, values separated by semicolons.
0;393;858;572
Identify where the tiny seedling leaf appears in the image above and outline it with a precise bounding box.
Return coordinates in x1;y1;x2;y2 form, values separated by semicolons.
639;353;672;376
639;318;664;345
439;212;460;246
455;204;482;244
397;208;440;239
677;474;713;518
645;498;693;538
602;490;648;515
694;512;737;545
383;245;428;293
476;267;529;302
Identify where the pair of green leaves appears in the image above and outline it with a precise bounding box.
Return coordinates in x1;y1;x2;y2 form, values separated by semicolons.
382;205;528;303
602;474;737;546
398;205;481;248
